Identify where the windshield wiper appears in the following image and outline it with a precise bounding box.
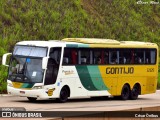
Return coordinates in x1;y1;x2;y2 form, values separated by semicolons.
9;74;17;82
23;74;32;82
10;74;31;82
10;74;23;82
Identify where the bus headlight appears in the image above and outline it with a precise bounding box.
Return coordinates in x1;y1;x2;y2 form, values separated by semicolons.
32;86;43;89
8;83;13;87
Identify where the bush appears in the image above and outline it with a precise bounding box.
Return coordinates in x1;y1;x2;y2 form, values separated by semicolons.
0;65;8;94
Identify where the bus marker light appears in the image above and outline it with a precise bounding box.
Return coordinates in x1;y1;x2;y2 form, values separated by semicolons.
57;82;60;86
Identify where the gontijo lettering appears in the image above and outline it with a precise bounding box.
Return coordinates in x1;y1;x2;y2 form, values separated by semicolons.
106;67;134;74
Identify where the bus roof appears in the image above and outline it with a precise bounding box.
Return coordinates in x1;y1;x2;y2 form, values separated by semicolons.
16;38;158;48
62;38;158;48
16;40;65;47
62;38;120;45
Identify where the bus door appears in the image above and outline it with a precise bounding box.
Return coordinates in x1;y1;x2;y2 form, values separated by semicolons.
44;47;61;86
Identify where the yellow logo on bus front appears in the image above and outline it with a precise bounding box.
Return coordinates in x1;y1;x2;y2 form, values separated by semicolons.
48;89;55;96
12;82;23;88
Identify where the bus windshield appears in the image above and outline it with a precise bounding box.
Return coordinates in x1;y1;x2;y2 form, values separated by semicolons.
8;56;44;83
13;45;47;57
8;45;48;83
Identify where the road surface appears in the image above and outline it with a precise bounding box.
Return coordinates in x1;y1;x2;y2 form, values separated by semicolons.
1;90;160;111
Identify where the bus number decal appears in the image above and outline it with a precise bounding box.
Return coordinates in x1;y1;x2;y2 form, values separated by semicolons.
147;68;154;72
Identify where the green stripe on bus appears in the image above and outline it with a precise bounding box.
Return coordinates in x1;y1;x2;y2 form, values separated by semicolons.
78;44;89;48
66;44;89;48
66;44;78;48
21;83;34;88
87;66;109;90
76;66;97;91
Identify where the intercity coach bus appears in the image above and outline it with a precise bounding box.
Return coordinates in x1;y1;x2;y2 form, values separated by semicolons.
2;38;159;102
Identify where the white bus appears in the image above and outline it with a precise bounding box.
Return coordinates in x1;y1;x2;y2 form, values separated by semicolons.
2;38;158;102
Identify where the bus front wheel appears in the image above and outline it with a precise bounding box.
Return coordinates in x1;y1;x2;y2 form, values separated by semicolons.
121;84;130;100
27;97;37;102
57;87;69;103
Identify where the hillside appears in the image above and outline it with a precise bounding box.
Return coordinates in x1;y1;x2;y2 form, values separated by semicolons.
0;0;160;92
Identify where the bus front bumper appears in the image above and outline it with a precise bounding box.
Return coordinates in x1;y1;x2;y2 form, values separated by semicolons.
7;86;54;99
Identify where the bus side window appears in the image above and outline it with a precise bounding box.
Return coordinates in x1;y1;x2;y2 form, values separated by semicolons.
109;50;119;64
151;50;156;64
71;50;77;64
119;49;124;64
63;57;69;64
146;49;156;64
93;49;102;64
104;51;109;64
49;48;61;64
63;48;71;65
119;49;133;64
145;50;150;64
79;49;90;65
81;57;87;64
134;49;144;64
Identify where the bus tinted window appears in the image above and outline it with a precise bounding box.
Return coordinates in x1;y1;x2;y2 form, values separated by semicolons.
104;50;109;64
93;49;104;64
146;50;156;64
134;49;145;64
63;48;78;65
63;49;71;65
79;49;90;65
119;49;133;64
62;48;156;65
118;49;156;65
109;50;119;64
49;48;61;64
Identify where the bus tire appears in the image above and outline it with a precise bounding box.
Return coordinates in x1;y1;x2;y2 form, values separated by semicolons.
121;84;130;100
130;84;139;100
57;86;69;103
27;97;37;102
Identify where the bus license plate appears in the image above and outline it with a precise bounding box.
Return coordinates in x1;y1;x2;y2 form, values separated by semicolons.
20;91;25;94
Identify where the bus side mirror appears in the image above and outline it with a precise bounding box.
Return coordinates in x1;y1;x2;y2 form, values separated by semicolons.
2;53;12;67
42;57;48;69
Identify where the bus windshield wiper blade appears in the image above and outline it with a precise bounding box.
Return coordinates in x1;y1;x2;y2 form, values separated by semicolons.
11;74;23;82
12;74;17;82
23;74;31;82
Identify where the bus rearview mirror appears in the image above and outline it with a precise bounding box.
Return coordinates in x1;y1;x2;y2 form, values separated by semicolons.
2;53;12;67
42;57;48;69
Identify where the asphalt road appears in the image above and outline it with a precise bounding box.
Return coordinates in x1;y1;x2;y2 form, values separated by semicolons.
0;90;160;111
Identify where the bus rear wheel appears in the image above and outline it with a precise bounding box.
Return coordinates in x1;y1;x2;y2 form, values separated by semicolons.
121;84;130;100
130;84;139;100
57;87;69;103
27;97;37;102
